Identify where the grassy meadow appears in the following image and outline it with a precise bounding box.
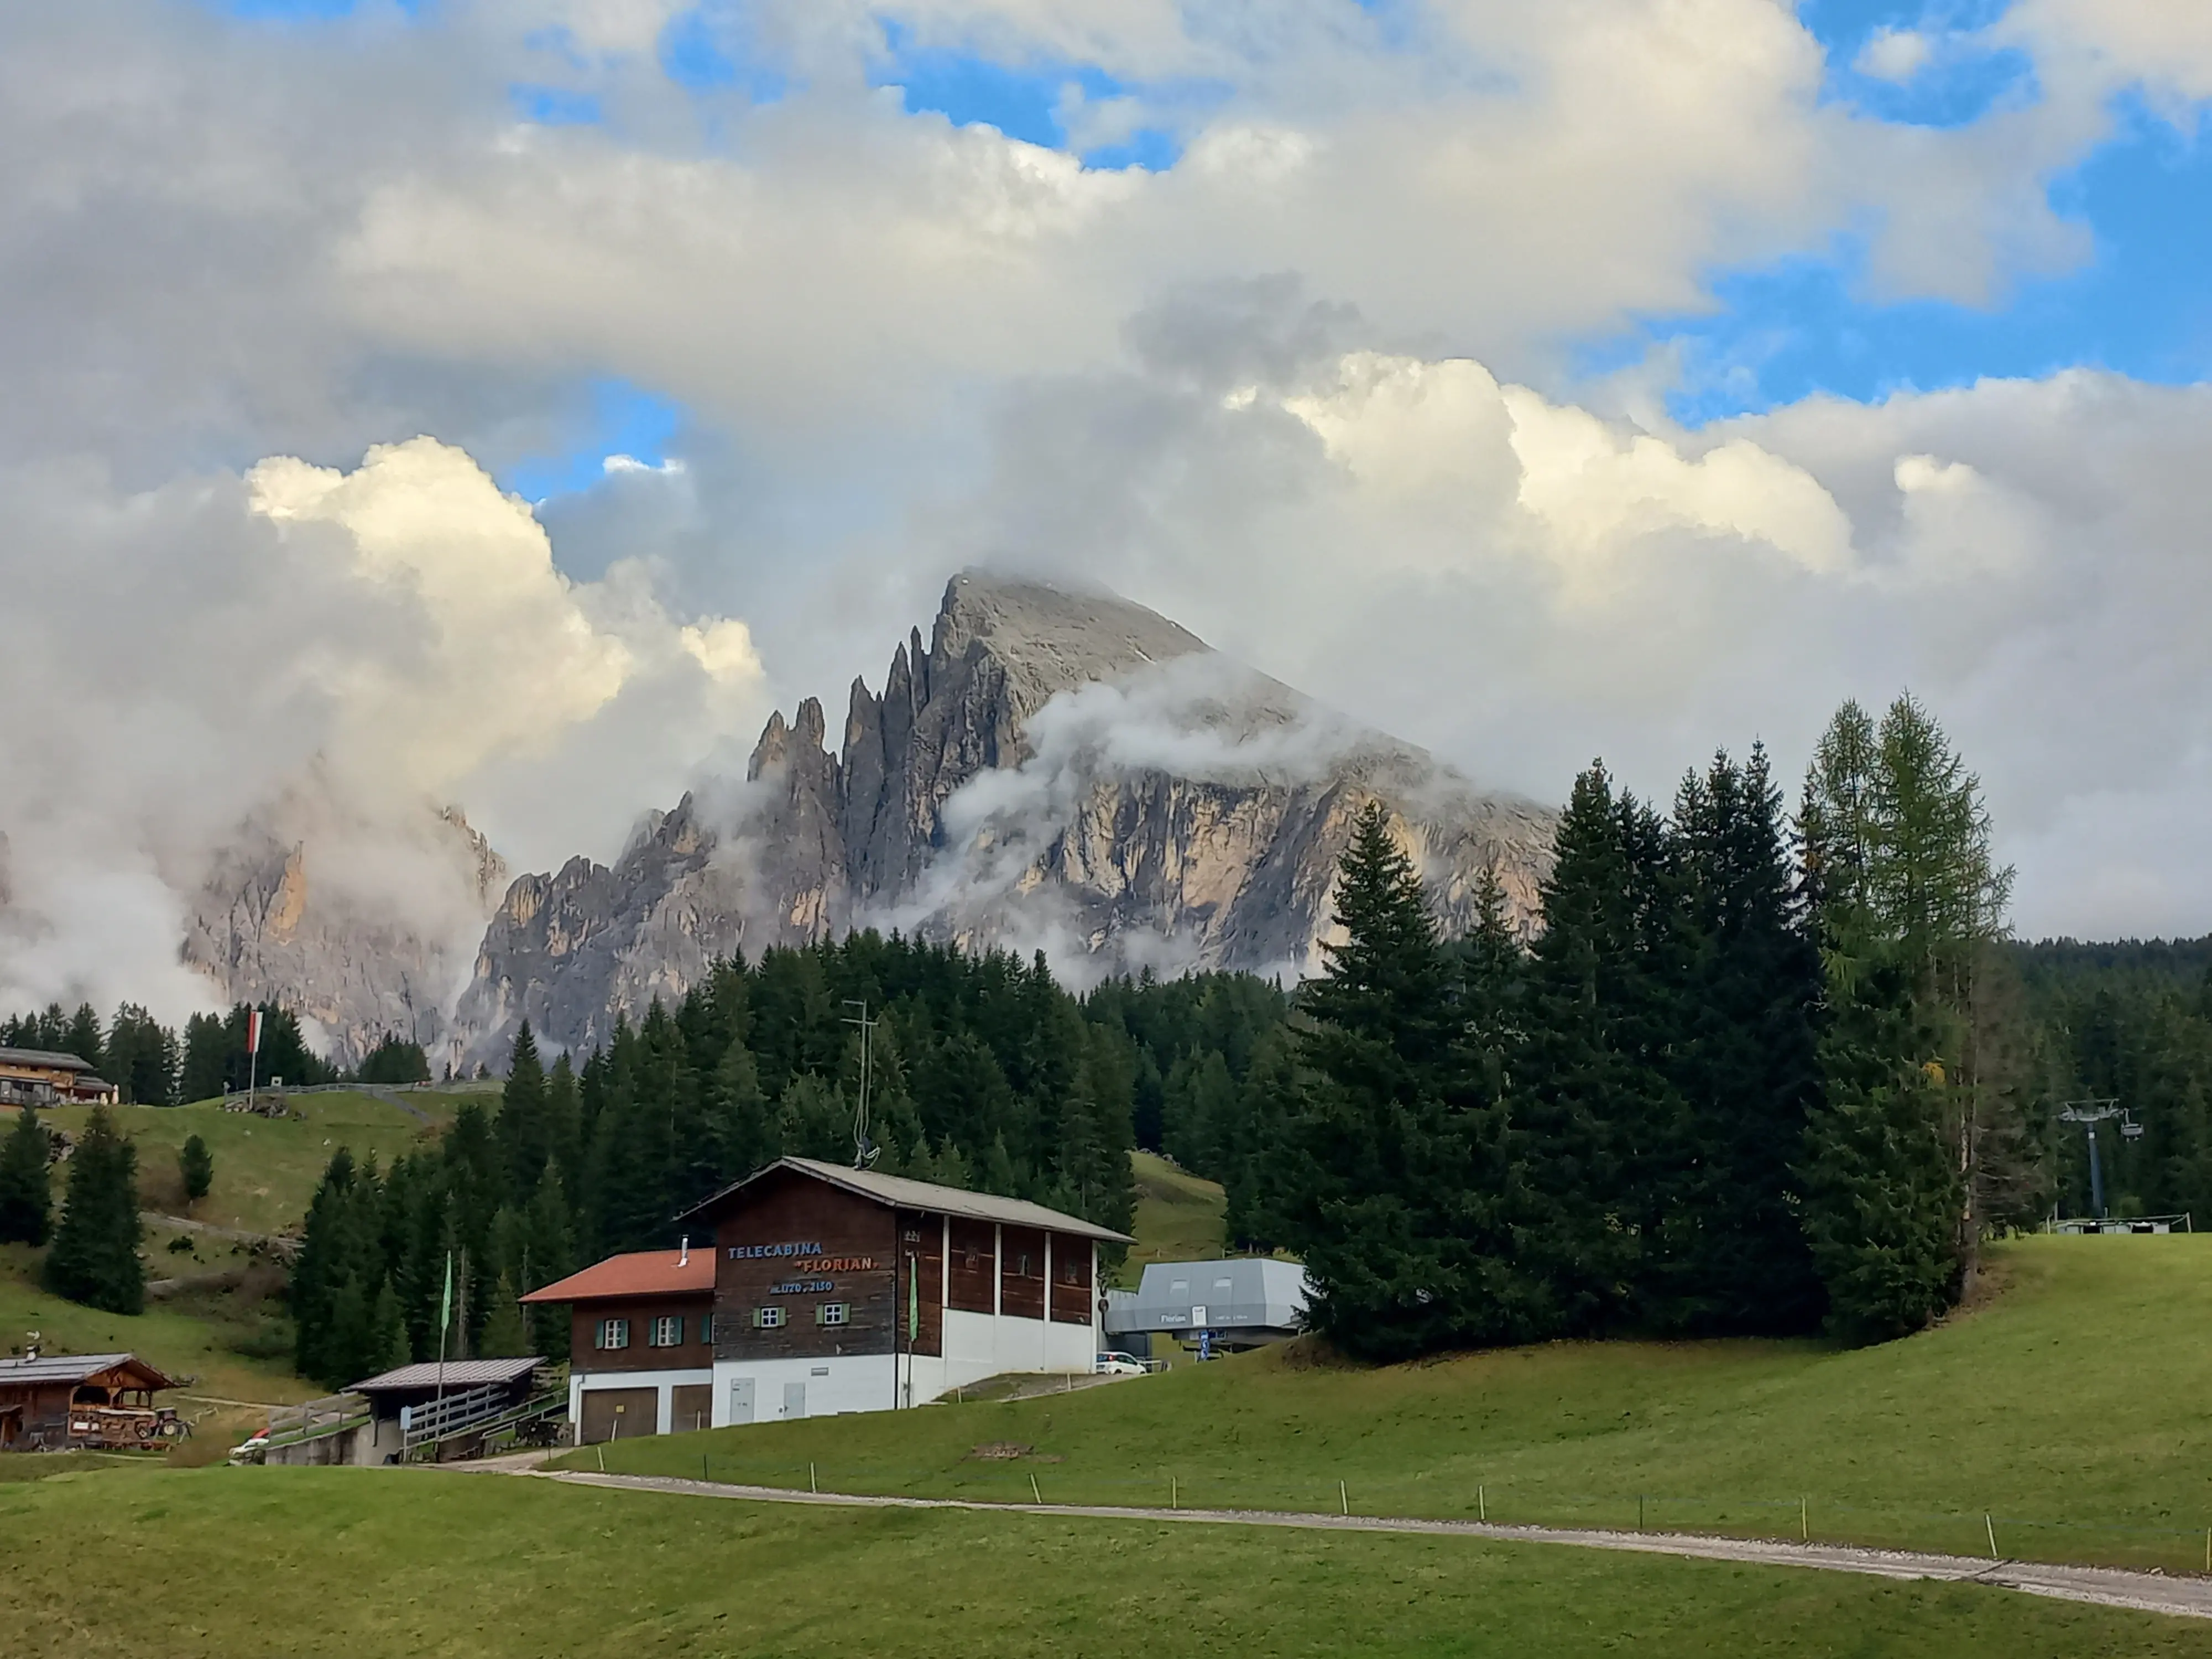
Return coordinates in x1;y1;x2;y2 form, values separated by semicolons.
39;1088;468;1235
1118;1151;1227;1285
0;1088;466;1437
559;1234;2212;1572
8;1464;2212;1658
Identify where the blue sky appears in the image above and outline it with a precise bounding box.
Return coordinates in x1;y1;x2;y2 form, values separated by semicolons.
218;0;2211;458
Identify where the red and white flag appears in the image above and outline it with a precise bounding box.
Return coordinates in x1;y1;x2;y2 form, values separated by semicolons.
247;1009;263;1055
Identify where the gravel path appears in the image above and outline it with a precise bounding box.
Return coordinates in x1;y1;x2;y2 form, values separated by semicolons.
527;1469;2212;1623
141;1212;299;1258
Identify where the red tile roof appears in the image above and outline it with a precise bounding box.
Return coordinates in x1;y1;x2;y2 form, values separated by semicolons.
519;1248;716;1305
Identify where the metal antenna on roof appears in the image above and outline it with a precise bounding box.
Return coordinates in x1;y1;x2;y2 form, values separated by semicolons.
843;1000;880;1170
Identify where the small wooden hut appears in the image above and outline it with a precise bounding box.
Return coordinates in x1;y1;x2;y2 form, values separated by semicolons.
0;1352;181;1451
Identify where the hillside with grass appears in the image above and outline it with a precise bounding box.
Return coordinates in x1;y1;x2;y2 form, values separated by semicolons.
9;1465;2212;1658
1119;1150;1227;1285
560;1234;2212;1573
0;1089;474;1440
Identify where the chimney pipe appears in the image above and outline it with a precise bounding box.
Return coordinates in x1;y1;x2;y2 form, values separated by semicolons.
679;1236;689;1267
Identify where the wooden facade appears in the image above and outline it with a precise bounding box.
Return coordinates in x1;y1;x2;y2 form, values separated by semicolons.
713;1172;901;1365
564;1293;715;1374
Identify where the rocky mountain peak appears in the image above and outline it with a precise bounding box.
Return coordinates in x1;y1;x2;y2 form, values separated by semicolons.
451;571;1558;1063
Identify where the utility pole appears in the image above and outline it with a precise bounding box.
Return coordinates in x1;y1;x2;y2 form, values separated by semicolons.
843;1000;878;1169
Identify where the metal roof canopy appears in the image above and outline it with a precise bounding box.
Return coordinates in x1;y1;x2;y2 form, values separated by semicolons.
347;1357;542;1394
0;1352;176;1389
1105;1258;1311;1336
675;1155;1135;1244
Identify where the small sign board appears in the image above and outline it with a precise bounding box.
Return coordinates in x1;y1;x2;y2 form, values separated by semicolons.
1190;1304;1206;1328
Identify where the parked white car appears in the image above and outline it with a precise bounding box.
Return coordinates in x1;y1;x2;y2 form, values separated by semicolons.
1093;1352;1147;1376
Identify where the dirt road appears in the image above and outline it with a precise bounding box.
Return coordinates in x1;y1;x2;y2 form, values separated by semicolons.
527;1468;2212;1623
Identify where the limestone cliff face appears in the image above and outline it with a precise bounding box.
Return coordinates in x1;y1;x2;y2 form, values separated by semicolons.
182;805;507;1068
454;573;1556;1061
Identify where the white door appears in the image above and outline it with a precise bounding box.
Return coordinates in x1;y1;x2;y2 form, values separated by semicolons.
727;1378;755;1426
781;1381;807;1421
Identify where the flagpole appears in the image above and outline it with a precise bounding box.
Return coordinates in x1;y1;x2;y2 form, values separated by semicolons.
432;1250;452;1461
245;1008;262;1115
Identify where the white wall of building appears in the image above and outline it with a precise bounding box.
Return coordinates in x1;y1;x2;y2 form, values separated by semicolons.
571;1364;712;1436
710;1354;897;1426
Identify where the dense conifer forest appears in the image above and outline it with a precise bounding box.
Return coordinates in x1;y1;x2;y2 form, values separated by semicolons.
15;694;2212;1374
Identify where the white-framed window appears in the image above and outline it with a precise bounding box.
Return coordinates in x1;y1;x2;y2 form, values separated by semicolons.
816;1302;849;1327
752;1306;786;1329
595;1318;630;1351
649;1314;684;1348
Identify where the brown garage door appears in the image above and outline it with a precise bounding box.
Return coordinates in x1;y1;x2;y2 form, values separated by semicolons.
670;1385;713;1435
580;1387;658;1444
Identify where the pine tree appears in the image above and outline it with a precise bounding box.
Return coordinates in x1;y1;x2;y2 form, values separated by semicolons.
179;1134;215;1206
62;1003;104;1071
367;1279;407;1378
521;1167;576;1358
1664;748;1825;1334
41;1105;144;1314
180;1013;229;1103
495;1021;549;1200
1797;700;1970;1341
1274;801;1541;1359
704;1038;779;1182
478;1272;533;1358
0;1106;51;1246
1515;765;1658;1332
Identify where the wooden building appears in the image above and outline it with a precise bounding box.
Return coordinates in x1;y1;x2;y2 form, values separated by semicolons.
528;1157;1131;1437
0;1352;176;1450
0;1047;119;1108
521;1245;717;1444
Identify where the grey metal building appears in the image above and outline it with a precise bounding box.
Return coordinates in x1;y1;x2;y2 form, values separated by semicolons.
1104;1258;1310;1353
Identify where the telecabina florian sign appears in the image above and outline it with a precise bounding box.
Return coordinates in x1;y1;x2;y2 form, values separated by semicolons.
727;1241;879;1274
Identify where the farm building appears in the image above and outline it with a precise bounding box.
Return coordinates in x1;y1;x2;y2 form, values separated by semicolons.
247;1358;559;1466
527;1156;1131;1438
0;1047;118;1108
0;1352;180;1451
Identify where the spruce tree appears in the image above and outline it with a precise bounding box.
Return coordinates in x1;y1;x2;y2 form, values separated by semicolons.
41;1105;144;1314
495;1021;549;1200
367;1280;407;1378
1665;748;1825;1334
1274;801;1540;1359
179;1134;214;1206
62;1003;104;1071
1797;700;1973;1341
1515;765;1659;1332
478;1273;533;1358
0;1105;51;1246
703;1039;778;1184
522;1167;576;1358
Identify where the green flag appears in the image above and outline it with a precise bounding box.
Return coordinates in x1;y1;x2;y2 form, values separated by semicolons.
907;1255;919;1340
439;1251;453;1335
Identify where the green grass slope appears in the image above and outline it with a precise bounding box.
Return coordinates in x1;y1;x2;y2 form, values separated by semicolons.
6;1467;2209;1658
564;1236;2212;1572
1119;1151;1227;1285
0;1090;463;1416
38;1089;462;1235
0;1245;310;1408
